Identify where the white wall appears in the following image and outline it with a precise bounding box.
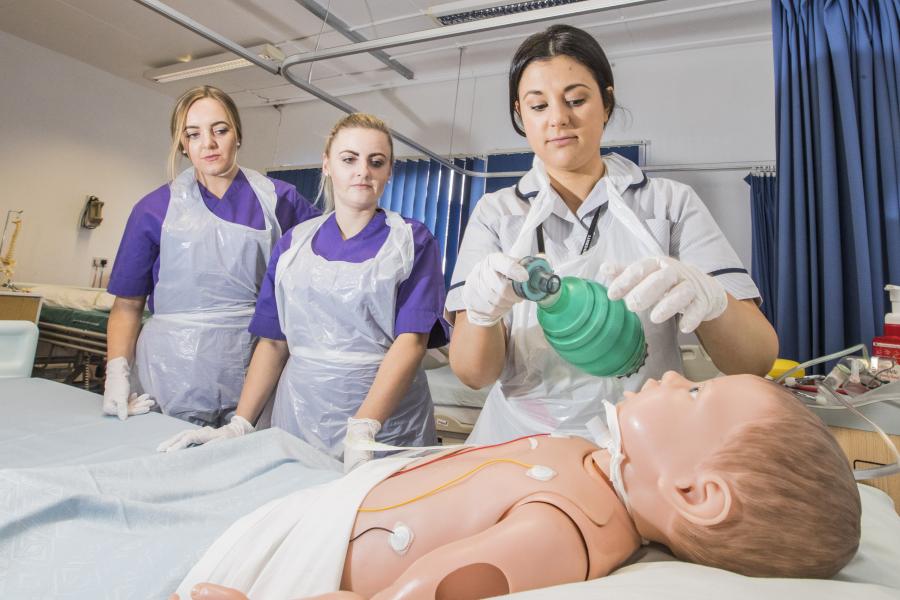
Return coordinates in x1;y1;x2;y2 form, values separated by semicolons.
242;39;776;272
0;30;774;288
0;31;172;286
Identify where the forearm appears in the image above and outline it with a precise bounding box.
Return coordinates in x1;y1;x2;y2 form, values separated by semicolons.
696;295;779;376
235;338;289;424
448;313;507;389
355;333;427;424
106;296;146;362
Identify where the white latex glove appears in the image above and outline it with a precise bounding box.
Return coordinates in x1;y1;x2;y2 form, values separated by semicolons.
342;417;382;473
156;415;254;452
461;252;529;327
601;256;728;334
103;356;155;420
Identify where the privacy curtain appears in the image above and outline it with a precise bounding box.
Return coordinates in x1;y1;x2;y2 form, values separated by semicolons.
772;0;900;363
746;171;778;323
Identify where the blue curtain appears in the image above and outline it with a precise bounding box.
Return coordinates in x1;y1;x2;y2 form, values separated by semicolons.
745;172;778;323
268;168;322;208
772;1;900;364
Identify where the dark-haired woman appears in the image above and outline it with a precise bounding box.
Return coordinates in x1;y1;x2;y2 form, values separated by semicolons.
446;25;778;444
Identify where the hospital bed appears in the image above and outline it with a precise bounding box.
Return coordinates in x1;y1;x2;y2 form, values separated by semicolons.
1;377;898;599
15;283;137;391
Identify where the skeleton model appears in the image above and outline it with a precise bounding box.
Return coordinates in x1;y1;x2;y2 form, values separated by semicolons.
0;210;23;289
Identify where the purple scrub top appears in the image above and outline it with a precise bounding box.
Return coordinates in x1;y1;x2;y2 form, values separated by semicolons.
107;170;320;312
250;210;449;348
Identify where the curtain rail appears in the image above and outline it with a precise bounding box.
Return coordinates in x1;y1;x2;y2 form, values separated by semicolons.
132;0;662;178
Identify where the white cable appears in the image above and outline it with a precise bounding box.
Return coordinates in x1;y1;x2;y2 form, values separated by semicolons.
775;344;869;383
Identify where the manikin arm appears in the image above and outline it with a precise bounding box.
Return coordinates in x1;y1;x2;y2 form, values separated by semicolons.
177;502;587;600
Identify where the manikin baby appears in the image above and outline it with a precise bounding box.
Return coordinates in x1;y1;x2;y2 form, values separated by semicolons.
173;372;861;600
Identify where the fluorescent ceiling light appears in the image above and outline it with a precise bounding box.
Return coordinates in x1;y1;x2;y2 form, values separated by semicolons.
428;0;585;26
145;43;284;84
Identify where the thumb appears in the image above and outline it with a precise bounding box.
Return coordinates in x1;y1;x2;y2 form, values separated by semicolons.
487;253;528;282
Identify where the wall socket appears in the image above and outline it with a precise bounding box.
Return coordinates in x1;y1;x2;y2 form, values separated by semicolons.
91;257;108;268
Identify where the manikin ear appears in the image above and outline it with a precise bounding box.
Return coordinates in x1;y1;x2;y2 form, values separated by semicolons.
662;472;733;527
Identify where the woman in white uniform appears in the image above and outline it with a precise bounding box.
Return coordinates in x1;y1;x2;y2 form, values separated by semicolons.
105;86;319;426
158;113;448;472
447;25;779;444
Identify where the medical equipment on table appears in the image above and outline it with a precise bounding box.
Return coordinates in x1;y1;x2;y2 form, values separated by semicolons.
776;344;900;481
872;284;900;381
0;210;23;290
512;255;646;377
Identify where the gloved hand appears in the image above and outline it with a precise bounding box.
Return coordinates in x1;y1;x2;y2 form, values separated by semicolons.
103;356;155;420
342;417;382;473
461;252;529;327
601;256;728;333
156;415;254;452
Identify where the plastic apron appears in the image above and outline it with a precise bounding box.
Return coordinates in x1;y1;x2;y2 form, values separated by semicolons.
134;167;280;427
271;210;435;458
467;178;682;445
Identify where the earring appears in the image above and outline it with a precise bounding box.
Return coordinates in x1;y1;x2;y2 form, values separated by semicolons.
181;150;187;156
237;141;241;147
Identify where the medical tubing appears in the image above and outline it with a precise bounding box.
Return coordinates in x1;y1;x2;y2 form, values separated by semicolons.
389;433;550;478
358;459;534;513
817;380;900;480
775;344;869;384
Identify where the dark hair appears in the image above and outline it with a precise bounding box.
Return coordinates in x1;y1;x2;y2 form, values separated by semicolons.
508;24;616;136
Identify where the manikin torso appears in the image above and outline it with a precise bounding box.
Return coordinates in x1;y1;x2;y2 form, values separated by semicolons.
343;435;642;596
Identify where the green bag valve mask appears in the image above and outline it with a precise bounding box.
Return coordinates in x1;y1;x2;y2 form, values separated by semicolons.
512;256;646;378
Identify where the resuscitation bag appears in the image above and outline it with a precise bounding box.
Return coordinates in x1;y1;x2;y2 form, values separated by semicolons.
512;256;646;377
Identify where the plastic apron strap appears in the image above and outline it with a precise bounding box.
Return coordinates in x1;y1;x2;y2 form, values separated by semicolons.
604;180;665;257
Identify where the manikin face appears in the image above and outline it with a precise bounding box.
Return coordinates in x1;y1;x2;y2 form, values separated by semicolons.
323;127;392;211
183;97;239;179
612;372;781;539
516;55;609;176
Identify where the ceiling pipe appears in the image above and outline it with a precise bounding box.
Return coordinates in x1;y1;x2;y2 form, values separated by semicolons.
293;0;415;80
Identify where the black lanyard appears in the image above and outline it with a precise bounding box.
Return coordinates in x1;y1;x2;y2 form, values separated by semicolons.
535;205;604;255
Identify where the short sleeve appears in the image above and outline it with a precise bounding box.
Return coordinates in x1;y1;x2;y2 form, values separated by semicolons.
395;222;450;348
248;229;294;340
272;179;321;233
107;187;167;298
667;181;760;301
445;195;505;314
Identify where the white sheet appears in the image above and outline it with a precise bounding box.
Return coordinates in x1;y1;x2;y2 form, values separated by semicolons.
506;484;900;599
176;456;415;600
17;282;115;311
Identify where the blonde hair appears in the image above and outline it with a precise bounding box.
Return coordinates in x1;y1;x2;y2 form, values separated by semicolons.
670;383;861;578
318;113;393;212
167;85;242;181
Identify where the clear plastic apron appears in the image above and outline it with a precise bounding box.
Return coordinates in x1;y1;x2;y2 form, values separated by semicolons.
134;167;280;426
468;179;682;444
271;210;435;457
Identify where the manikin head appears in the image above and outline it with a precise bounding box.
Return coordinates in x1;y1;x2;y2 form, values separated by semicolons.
611;371;861;578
